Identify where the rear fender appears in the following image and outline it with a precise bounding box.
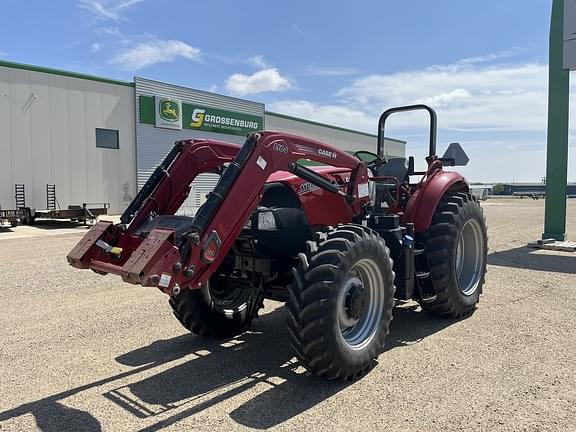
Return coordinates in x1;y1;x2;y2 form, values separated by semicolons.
405;171;468;232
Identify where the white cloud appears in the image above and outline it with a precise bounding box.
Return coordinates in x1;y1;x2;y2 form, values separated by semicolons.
78;0;144;22
268;100;375;131
336;63;550;131
225;68;291;96
292;25;306;36
111;40;201;70
90;43;102;53
0;50;8;58
247;55;269;69
452;48;528;67
303;66;358;77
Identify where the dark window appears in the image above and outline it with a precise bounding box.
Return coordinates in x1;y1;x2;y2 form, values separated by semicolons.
96;128;119;149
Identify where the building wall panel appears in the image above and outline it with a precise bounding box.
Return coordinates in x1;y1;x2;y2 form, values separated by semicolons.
0;65;136;214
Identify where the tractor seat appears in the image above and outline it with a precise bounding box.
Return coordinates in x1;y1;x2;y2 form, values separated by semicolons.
375;158;409;183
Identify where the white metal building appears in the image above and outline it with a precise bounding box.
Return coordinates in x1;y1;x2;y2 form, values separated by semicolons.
0;60;405;215
0;61;136;214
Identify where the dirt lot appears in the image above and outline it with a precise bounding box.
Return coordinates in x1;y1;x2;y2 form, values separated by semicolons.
0;199;575;431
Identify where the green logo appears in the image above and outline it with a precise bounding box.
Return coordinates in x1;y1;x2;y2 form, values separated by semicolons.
159;99;180;122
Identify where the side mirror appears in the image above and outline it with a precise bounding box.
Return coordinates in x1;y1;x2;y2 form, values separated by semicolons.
441;142;469;166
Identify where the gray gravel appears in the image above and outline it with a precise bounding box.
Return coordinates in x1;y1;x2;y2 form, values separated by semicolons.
0;199;575;431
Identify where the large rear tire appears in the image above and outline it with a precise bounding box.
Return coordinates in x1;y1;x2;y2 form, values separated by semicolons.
287;224;395;380
421;192;488;317
169;277;264;339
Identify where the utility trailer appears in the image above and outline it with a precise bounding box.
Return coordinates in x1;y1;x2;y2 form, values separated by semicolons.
0;186;26;227
15;184;109;225
0;207;25;228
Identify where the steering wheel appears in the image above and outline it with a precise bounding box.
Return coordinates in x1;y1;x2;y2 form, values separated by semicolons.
353;150;384;173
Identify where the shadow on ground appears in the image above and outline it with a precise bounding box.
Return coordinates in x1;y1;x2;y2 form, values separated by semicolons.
0;303;458;431
25;220;92;230
488;246;576;274
107;304;457;430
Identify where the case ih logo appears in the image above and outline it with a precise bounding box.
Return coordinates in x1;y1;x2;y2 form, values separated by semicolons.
202;230;222;264
159;99;180;122
317;148;337;159
272;142;289;154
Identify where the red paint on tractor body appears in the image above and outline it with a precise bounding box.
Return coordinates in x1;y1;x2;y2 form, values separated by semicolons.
404;169;468;232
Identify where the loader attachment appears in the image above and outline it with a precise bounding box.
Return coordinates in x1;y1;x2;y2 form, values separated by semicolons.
67;132;370;294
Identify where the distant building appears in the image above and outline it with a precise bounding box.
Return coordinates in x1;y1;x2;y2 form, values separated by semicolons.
498;183;576;196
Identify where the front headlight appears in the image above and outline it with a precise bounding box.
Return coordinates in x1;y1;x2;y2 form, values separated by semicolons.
257;211;277;230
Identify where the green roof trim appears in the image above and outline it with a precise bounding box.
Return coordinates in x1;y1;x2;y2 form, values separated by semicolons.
0;59;134;87
265;110;406;144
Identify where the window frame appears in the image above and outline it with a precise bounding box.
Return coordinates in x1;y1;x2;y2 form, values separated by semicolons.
95;128;119;150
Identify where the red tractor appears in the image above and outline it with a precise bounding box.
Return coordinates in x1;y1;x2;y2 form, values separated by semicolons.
67;104;487;380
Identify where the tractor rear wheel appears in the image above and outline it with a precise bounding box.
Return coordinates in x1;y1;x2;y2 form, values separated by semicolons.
421;192;488;318
287;224;395;380
169;277;264;339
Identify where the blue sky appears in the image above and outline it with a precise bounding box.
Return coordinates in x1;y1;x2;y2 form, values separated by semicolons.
0;0;573;182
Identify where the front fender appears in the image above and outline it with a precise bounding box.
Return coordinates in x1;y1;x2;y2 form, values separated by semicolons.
405;171;468;232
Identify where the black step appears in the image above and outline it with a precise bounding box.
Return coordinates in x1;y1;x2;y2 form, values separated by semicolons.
414;248;424;256
416;271;430;279
421;294;438;303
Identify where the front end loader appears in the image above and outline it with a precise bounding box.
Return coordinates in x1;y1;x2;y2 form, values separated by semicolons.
67;104;487;380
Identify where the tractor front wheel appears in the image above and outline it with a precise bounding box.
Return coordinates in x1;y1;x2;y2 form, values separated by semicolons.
169;277;264;339
287;224;395;380
421;192;488;318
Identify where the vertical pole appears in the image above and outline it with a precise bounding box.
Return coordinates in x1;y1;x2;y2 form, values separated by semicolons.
543;0;570;241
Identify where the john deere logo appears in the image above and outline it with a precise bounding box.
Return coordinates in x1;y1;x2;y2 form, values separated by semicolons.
159;99;180;122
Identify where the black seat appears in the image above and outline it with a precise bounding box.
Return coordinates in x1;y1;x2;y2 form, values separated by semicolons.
375;158;409;183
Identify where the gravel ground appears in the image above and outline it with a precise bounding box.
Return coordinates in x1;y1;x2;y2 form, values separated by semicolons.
0;199;575;432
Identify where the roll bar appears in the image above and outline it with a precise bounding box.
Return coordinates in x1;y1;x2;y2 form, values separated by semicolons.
377;104;438;159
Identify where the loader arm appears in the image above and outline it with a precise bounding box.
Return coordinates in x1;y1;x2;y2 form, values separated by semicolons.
182;131;370;291
67;131;370;295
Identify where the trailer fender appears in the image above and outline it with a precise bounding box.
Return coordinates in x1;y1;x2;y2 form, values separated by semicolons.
406;171;468;232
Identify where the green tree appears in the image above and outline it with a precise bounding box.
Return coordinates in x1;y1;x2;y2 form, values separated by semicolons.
492;183;505;195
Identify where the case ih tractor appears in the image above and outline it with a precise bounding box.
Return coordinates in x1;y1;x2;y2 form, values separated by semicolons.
67;105;487;380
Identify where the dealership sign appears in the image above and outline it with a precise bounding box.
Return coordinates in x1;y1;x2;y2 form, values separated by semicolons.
155;96;182;130
182;104;262;135
142;95;263;136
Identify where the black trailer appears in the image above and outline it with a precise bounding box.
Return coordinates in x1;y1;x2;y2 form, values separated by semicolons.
0;207;25;227
16;184;109;225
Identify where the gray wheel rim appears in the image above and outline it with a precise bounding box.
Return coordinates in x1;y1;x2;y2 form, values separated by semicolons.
337;258;384;350
455;219;484;296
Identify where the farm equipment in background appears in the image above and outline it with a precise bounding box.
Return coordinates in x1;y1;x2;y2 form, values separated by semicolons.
67;104;488;380
16;184;109;225
0;207;25;228
0;186;26;228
